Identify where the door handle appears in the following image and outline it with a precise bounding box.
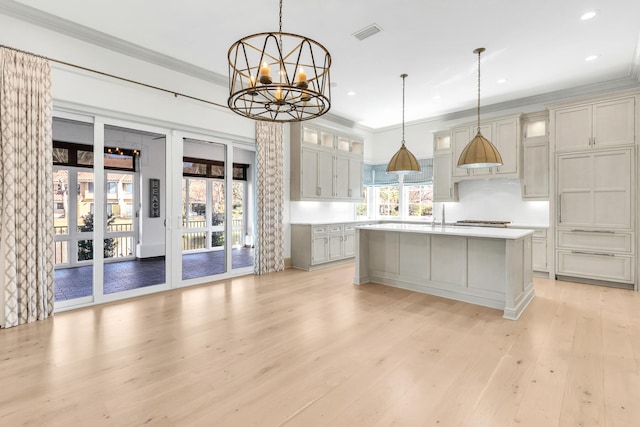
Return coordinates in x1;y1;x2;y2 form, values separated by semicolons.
571;250;614;257
558;194;562;223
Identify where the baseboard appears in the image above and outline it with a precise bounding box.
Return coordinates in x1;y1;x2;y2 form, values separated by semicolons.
555;275;634;290
284;258;292;269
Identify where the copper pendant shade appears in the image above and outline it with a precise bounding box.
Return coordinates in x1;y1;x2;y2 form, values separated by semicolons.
387;74;420;174
457;48;503;168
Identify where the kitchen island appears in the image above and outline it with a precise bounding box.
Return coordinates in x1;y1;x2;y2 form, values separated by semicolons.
354;223;535;320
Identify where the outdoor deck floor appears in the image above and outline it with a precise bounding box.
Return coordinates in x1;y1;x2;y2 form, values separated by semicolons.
54;248;254;302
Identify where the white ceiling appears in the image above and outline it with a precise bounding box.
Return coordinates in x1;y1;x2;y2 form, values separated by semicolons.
7;0;640;129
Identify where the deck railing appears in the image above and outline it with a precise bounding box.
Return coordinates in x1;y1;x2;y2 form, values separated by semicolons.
54;219;243;264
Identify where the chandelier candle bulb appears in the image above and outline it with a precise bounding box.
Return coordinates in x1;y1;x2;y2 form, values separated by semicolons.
274;87;285;104
296;67;308;89
247;76;258;95
259;62;272;84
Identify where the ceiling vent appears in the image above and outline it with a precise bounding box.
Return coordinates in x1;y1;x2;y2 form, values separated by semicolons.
352;24;382;41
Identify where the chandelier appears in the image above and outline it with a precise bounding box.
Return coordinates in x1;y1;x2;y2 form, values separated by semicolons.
457;47;503;168
227;0;332;122
387;74;420;175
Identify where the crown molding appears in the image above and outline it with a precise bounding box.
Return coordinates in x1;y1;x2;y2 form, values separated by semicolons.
373;77;640;133
0;0;228;86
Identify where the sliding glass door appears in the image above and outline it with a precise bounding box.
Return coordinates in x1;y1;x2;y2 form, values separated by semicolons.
102;124;166;295
180;139;256;280
181;139;227;279
53;113;255;309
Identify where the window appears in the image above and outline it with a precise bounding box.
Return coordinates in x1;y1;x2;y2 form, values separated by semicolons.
53;141;138;171
356;187;367;218
405;184;433;218
363;158;434;221
183;157;249;180
107;182;118;194
124;183;133;193
376;186;399;217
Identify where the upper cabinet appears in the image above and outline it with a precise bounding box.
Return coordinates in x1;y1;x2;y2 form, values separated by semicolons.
290;123;363;202
451;115;521;181
554;96;635;152
432;132;458;202
521;112;549;199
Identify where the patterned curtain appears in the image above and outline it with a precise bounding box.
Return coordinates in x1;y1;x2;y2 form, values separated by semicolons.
254;121;285;275
0;48;54;328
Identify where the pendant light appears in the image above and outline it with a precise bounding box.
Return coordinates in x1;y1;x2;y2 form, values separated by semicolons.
227;0;331;122
387;74;420;174
457;48;503;168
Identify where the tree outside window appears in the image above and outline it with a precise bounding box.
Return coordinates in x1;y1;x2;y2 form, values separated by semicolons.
405;184;433;218
356;187;367;217
376;186;399;217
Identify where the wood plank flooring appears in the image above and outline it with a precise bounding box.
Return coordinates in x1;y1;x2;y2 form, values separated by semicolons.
1;263;639;426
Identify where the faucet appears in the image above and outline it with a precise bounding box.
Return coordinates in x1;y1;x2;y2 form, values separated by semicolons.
441;204;446;226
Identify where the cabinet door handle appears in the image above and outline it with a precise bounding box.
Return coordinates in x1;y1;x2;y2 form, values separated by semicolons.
592;137;596;146
316;186;321;196
449;187;452;197
570;229;615;234
558;194;562;223
571;250;615;257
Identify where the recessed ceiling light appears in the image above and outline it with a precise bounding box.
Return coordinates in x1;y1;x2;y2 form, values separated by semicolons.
497;78;508;84
581;10;599;20
432;95;441;100
585;54;599;61
347;91;356;96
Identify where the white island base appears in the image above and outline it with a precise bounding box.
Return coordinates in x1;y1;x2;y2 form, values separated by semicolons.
354;224;536;320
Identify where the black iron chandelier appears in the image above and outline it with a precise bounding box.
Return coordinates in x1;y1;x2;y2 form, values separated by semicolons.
227;0;332;122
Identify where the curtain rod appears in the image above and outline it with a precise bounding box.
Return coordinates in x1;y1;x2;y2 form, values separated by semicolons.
0;43;228;110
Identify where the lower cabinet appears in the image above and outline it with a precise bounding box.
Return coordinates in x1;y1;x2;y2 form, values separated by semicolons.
509;226;548;274
311;226;329;264
292;223;358;270
555;229;635;285
556;250;633;284
531;229;548;273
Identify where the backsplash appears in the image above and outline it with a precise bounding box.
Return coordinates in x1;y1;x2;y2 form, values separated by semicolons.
436;179;550;226
290;201;357;223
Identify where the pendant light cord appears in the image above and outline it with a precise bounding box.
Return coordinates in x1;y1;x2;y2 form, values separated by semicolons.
476;49;481;133
278;0;283;50
401;73;407;144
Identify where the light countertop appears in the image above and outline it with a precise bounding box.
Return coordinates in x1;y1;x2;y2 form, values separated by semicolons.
356;223;535;240
290;220;549;229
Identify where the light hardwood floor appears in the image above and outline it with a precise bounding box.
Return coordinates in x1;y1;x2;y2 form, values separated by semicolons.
1;263;639;426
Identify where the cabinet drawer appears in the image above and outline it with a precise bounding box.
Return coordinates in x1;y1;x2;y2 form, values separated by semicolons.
313;226;328;235
557;230;632;253
533;229;547;238
329;225;344;234
344;225;356;233
556;250;633;283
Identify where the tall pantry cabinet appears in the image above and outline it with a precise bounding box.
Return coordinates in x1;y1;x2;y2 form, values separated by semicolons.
550;91;639;289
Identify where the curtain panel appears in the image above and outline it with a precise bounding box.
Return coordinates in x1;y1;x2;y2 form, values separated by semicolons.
254;121;285;275
0;47;54;328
